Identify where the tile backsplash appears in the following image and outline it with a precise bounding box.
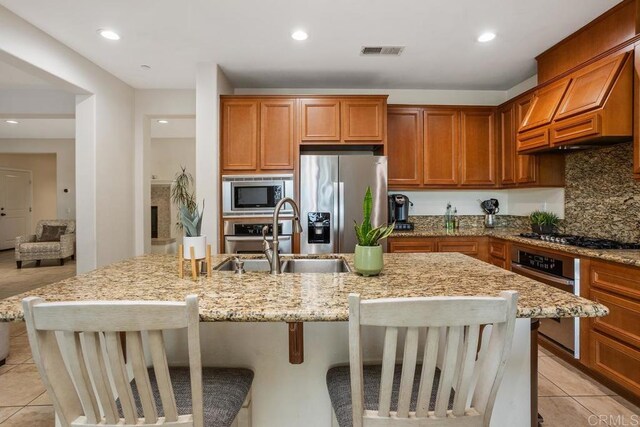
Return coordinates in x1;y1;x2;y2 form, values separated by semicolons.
564;142;640;242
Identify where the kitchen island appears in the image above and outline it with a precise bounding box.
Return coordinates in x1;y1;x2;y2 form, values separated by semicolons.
0;253;608;427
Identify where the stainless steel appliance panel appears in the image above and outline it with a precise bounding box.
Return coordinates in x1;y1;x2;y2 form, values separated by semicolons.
511;245;580;358
299;156;339;254
222;174;294;217
223;219;293;254
338;156;388;253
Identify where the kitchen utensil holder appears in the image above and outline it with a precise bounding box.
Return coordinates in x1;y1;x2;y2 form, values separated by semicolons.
178;244;212;280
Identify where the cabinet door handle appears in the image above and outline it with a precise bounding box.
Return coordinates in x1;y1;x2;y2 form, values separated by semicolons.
0;213;5;216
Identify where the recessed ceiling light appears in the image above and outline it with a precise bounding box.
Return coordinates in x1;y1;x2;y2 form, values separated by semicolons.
5;120;19;125
157;120;169;124
291;30;308;41
98;29;121;41
477;32;496;43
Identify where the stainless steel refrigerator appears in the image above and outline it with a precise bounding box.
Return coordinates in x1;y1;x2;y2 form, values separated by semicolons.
300;154;388;254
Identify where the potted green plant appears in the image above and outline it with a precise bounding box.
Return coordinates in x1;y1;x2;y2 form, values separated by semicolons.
171;167;206;259
353;187;395;276
529;210;560;234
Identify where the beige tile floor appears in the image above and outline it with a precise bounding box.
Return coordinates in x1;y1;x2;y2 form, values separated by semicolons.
538;346;640;426
0;249;76;300
1;323;639;426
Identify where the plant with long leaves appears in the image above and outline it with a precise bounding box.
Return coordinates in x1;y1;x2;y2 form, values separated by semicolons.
354;187;395;246
179;200;205;237
170;166;203;235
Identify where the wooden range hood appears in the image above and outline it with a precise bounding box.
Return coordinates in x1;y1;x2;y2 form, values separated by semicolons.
517;50;633;153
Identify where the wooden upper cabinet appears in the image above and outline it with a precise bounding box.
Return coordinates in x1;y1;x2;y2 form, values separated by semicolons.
221;99;259;171
423;110;459;186
555;52;628;122
460;109;496;186
499;104;516;185
519;78;571;132
342;99;385;142
515;95;537;183
300;98;341;141
387;108;423;186
517;153;537;184
259;99;295;170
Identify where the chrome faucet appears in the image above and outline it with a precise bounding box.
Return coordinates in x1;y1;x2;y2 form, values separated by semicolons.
263;197;303;274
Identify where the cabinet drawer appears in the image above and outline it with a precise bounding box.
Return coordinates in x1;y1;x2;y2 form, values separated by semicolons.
591;289;640;349
388;238;435;253
437;240;479;255
591;331;640;397
489;257;506;269
550;113;601;145
489;240;506;260
590;261;640;300
517;128;549;152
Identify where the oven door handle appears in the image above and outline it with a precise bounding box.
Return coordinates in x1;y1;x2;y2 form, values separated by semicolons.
225;236;292;242
511;262;575;289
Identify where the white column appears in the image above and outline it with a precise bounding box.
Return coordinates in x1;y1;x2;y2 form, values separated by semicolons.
195;63;218;251
75;94;97;273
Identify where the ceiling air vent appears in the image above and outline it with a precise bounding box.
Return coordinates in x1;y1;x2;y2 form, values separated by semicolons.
360;46;405;56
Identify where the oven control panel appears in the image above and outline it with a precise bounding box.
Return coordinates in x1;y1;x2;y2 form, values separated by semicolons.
517;250;565;277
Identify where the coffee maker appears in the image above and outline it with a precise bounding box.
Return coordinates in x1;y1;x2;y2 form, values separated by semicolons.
388;194;414;231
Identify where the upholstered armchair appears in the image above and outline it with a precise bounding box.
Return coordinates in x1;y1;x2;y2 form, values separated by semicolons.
15;220;76;268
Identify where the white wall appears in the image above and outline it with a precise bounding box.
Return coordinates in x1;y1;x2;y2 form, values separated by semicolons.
0;88;75;115
506;75;538;100
133;89;196;254
400;188;565;218
150;138;196;182
235;88;508;106
0;138;75;220
0;6;135;272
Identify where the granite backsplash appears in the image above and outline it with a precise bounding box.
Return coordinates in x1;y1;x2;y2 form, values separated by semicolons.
564;142;640;243
409;215;530;231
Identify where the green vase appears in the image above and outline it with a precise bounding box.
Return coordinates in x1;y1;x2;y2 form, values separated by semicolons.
354;244;384;276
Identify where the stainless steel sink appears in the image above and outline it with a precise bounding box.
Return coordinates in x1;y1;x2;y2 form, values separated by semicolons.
280;258;351;273
214;258;272;272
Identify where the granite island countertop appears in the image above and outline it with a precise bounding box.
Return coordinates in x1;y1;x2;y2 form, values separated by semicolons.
0;253;608;322
392;227;640;268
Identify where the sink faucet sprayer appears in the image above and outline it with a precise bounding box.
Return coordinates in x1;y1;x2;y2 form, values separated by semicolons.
263;197;303;274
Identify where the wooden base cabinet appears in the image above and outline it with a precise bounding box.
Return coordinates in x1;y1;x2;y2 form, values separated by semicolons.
388;236;488;261
584;260;640;400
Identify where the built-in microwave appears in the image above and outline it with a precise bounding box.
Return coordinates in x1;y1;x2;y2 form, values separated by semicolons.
222;174;294;217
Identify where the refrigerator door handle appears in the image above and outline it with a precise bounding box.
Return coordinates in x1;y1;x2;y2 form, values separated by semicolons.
332;181;340;253
339;181;345;253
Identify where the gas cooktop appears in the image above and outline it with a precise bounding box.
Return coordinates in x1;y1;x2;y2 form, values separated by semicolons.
519;233;640;250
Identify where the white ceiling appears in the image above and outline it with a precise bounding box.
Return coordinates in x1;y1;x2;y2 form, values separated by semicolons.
0;118;75;139
0;0;621;90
